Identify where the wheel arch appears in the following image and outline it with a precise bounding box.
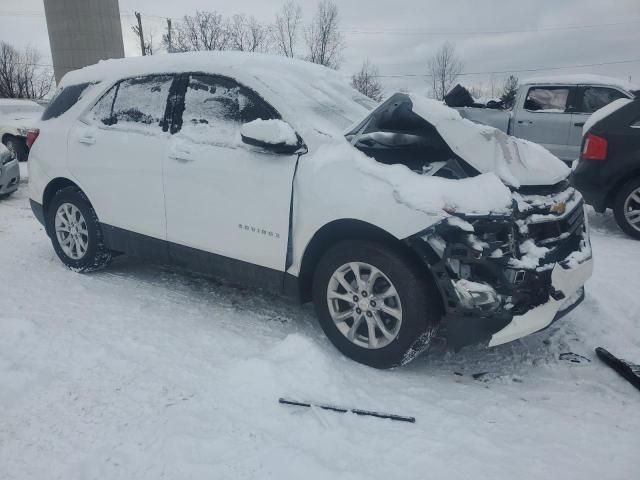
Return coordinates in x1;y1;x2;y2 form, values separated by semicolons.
606;169;640;209
42;178;86;234
295;219;430;303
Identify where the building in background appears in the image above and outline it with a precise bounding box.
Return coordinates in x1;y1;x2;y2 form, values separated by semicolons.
43;0;125;83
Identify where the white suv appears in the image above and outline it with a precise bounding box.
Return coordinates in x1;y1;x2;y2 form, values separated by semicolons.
29;52;593;368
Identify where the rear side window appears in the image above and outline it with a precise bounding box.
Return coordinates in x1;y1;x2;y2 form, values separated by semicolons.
42;82;92;120
111;75;173;130
580;87;627;113
524;87;569;112
179;74;279;144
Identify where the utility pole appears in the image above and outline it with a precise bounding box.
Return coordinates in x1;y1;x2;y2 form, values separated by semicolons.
135;11;146;56
166;18;173;53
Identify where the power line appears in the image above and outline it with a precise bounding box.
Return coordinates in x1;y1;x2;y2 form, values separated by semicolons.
11;57;640;79
342;18;640;36
372;58;640;78
1;9;640;36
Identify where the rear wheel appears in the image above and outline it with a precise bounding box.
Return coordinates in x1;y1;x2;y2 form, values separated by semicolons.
47;187;112;272
312;240;441;369
613;178;640;240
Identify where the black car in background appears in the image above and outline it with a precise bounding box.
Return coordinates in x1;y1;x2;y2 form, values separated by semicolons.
572;98;640;239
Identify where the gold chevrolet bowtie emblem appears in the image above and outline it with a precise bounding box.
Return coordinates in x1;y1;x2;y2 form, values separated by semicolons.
550;201;567;215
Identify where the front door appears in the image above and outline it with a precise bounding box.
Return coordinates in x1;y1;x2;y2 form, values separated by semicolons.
162;74;299;273
68;75;175;240
511;85;573;161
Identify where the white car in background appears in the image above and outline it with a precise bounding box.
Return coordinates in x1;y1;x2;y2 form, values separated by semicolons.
0;143;19;198
0;98;44;161
27;52;593;368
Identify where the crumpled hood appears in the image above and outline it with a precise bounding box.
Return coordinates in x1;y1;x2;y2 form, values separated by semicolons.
409;95;570;188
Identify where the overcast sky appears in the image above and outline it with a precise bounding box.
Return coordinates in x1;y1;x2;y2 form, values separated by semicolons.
1;0;639;96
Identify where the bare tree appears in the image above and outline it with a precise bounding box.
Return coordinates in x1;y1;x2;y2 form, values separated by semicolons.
172;11;230;52
427;41;463;100
351;59;384;102
0;42;53;99
228;14;271;52
131;13;157;55
274;1;302;58
306;0;344;69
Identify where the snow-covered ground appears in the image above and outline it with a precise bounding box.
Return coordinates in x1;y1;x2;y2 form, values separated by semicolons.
1;184;638;480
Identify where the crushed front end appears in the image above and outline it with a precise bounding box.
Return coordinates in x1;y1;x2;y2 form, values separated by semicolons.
406;181;593;350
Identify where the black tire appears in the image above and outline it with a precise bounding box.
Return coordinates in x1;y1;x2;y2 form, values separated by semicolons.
47;187;112;272
312;240;441;369
613;177;640;240
4;136;28;162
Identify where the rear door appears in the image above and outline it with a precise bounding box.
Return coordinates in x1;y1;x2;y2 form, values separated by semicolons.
162;73;300;272
67;75;174;240
569;86;630;158
511;85;573;160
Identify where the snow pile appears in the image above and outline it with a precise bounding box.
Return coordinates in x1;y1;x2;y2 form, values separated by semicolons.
409;95;570;187
241;119;298;146
582;98;633;135
2;188;640;479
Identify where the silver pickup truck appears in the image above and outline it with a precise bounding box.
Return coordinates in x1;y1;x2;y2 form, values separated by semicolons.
455;75;639;162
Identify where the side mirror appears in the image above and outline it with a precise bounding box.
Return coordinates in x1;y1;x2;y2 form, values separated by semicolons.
240;119;302;154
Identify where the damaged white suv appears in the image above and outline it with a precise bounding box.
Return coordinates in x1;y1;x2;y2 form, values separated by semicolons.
28;53;593;368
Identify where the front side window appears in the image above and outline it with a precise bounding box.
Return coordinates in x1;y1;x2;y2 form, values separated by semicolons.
179;74;279;144
110;75;174;130
580;87;627;113
89;85;117;125
524;87;569;112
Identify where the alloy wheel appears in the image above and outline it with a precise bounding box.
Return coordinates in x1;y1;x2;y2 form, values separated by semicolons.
326;262;403;349
55;203;90;260
623;187;640;233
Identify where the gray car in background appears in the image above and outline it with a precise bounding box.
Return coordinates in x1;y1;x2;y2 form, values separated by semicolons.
453;75;638;163
0;143;19;198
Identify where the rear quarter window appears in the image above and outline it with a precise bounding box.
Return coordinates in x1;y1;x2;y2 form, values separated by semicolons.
42;82;92;120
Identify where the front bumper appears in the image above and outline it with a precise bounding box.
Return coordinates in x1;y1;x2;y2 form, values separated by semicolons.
488;256;592;346
570;163;608;212
406;192;593;350
0;158;20;195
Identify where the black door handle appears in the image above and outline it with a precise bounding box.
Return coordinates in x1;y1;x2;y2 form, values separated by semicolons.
574;122;585;127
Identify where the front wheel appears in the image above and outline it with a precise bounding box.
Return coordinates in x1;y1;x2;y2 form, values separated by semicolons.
47;187;112;272
312;240;441;369
613;178;640;240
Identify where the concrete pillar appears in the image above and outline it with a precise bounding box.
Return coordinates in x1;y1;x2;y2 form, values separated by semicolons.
43;0;125;83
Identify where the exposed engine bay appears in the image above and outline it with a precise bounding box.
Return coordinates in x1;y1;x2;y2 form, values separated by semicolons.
346;94;592;349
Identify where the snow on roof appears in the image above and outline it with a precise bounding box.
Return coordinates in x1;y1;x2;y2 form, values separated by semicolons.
0;98;42;107
408;95;569;187
583;98;633;135
60;52;376;138
521;74;639;92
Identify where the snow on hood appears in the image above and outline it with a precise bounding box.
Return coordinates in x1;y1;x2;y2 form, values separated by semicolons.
409;95;570;187
316;141;513;216
0;111;41;127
